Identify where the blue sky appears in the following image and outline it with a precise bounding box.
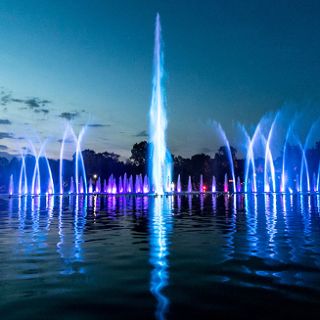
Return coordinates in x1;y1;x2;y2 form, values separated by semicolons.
1;0;320;159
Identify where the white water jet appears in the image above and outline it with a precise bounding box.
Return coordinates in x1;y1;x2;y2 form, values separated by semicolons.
177;174;181;193
211;176;216;193
264;113;279;193
148;13;172;195
188;176;192;193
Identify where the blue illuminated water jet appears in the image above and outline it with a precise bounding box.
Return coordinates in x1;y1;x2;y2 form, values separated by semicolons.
264;113;278;193
212;121;236;193
148;13;172;195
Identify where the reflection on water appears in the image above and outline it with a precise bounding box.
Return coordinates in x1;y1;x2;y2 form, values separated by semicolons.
0;194;320;319
149;196;172;320
57;195;87;275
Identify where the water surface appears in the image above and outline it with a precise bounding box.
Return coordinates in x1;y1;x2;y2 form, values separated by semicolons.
1;194;320;319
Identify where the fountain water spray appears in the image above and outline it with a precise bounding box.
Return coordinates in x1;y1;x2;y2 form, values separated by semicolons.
213;122;236;193
148;13;172;195
224;174;229;193
119;177;123;193
8;174;14;195
59;124;87;195
70;177;75;194
242;125;259;193
212;176;216;193
264;113;278;193
176;175;181;193
88;178;93;194
280;124;294;193
18;154;28;195
188;176;192;193
237;177;241;193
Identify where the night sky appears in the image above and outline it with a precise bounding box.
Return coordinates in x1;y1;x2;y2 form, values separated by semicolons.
1;0;320;159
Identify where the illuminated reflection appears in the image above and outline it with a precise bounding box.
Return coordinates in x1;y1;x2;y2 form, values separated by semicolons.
149;196;172;320
200;194;204;212
177;195;181;213
57;195;87;275
212;194;217;214
188;195;192;215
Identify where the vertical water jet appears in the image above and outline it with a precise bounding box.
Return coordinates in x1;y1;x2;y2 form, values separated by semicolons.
176;175;181;193
148;13;172;195
188;176;192;193
212;176;216;193
8;174;14;195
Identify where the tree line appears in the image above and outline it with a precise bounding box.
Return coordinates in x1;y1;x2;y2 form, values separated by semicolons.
1;140;320;192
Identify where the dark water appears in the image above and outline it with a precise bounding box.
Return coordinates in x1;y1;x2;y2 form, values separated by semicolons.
1;194;320;319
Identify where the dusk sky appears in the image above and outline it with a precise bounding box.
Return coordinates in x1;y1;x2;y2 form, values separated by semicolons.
1;0;320;159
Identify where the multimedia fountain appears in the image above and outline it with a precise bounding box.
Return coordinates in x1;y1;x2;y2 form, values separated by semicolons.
1;13;320;320
5;111;320;196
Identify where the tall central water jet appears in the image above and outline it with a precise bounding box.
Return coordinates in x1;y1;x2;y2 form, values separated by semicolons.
148;14;172;195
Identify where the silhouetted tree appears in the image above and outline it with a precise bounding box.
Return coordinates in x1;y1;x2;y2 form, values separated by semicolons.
129;141;149;174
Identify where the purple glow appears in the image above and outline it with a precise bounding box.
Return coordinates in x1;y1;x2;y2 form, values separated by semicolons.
107;175;113;193
70;177;75;194
88;178;93;194
119;176;123;193
112;178;117;194
199;175;203;193
237;177;241;193
95;177;101;193
143;175;149;193
123;173;128;193
224;174;228;193
103;179;107;193
188;176;192;193
177;174;181;193
79;176;84;194
135;175;141;193
212;176;216;193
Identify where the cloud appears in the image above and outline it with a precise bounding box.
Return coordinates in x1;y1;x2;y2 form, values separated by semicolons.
0;132;14;139
59;112;79;120
0;144;8;150
57;138;73;144
87;123;110;128
11;98;24;104
1;94;11;106
0;132;23;140
34;108;50;114
0;119;11;125
0;91;51;112
24;98;51;109
134;130;148;137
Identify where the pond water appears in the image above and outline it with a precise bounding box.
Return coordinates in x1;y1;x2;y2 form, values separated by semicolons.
0;194;320;319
